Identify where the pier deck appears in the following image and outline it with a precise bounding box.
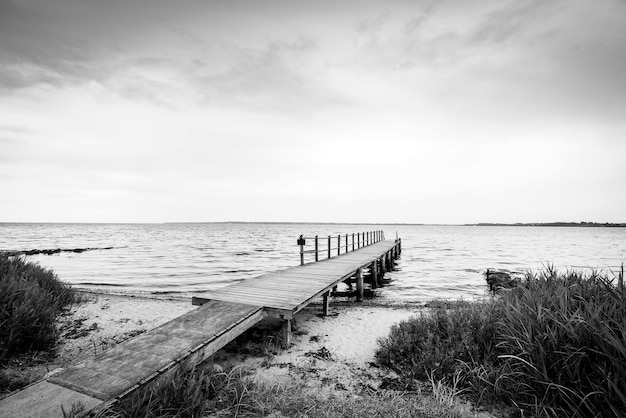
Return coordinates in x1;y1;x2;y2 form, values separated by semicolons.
193;240;401;318
0;233;401;417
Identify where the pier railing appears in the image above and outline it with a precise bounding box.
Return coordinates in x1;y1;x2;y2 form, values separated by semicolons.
297;230;385;265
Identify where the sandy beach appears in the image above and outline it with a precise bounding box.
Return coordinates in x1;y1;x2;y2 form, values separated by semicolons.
2;292;422;396
1;291;504;418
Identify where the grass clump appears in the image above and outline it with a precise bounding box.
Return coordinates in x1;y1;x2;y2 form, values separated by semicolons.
0;254;78;361
376;267;626;417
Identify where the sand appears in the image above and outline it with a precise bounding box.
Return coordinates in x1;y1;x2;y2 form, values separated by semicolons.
3;292;423;396
245;302;419;395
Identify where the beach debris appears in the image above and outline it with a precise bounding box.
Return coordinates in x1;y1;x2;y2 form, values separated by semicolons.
60;317;99;340
304;346;333;360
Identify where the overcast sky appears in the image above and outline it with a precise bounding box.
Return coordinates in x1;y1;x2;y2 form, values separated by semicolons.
1;0;625;224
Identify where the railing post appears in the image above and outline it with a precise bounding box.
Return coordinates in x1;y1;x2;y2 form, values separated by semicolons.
315;235;319;262
352;233;355;251
298;235;305;265
327;235;331;259
357;232;360;248
337;235;340;256
345;234;348;254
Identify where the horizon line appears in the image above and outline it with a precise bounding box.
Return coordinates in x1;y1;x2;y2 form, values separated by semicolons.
1;221;625;227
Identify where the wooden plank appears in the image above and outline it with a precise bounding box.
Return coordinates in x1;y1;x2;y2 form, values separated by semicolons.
202;294;301;308
229;280;337;291
223;278;330;289
212;287;325;298
207;294;296;310
210;278;353;302
0;381;101;418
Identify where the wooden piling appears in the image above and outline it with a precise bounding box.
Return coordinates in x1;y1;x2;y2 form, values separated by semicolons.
356;268;364;302
322;291;330;316
372;261;379;288
282;319;292;348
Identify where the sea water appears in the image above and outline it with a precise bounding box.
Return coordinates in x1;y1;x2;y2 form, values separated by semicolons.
1;223;624;301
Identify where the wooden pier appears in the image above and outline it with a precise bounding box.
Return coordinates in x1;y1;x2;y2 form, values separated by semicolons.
0;231;401;417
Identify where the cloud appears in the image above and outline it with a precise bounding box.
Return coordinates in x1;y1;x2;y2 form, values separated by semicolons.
0;0;104;90
187;37;350;113
1;0;625;223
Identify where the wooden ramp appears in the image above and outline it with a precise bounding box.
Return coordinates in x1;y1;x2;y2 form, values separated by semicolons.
0;301;266;418
0;234;401;417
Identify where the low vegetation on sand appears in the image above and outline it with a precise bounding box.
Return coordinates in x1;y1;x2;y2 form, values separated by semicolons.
92;362;476;418
376;267;626;418
0;254;78;361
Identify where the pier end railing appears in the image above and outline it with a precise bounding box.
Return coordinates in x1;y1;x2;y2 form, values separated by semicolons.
297;230;385;266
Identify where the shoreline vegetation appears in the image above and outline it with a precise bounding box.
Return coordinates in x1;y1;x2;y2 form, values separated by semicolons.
1;254;625;417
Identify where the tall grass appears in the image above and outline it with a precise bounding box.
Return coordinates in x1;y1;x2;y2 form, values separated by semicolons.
376;267;626;417
97;364;251;418
0;254;77;361
479;268;626;417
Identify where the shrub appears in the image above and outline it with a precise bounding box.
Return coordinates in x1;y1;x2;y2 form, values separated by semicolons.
375;299;500;383
0;254;77;360
376;268;626;417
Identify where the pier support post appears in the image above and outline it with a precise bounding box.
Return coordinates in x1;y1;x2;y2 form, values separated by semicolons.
281;319;292;348
356;268;364;302
370;262;378;289
380;255;387;277
322;291;331;316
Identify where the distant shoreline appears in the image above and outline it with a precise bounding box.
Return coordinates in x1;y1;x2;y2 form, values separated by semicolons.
1;221;625;227
467;222;626;227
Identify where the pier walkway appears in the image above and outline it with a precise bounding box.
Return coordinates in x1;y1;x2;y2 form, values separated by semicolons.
0;232;401;417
